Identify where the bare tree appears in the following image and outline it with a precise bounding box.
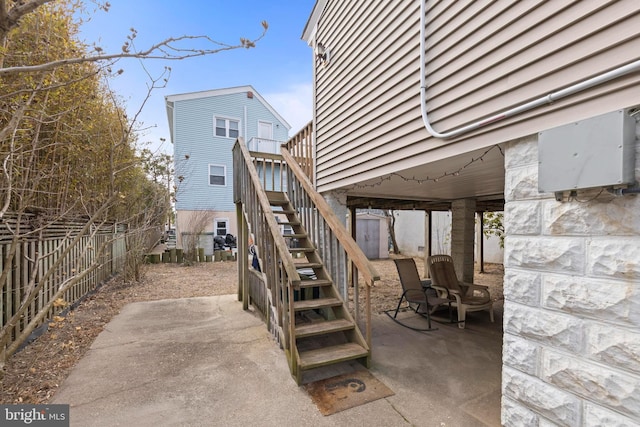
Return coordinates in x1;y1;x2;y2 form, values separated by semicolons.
385;210;400;255
0;0;268;72
181;210;215;264
141;148;174;229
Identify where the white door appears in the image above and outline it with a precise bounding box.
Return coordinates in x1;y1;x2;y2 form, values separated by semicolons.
258;121;273;139
257;121;275;153
356;219;381;259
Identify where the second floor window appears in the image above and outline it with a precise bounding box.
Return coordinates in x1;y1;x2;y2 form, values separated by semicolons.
209;164;225;186
215;117;239;138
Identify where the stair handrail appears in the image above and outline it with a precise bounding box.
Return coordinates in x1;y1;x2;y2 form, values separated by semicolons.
281;147;380;285
234;138;305;380
234;139;302;286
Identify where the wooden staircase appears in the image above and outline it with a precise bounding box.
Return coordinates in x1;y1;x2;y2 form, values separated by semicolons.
233;135;378;385
266;191;369;383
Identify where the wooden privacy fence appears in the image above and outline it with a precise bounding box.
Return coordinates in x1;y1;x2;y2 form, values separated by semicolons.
0;214;126;350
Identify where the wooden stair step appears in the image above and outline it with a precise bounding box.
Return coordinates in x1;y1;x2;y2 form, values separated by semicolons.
295;262;322;269
278;220;301;226
294;297;342;311
283;233;306;239
299;343;369;371
289;247;314;254
296;319;354;338
273;209;296;215
266;191;288;206
298;279;332;288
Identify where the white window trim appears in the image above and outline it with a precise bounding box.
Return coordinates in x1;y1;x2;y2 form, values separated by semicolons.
215;218;229;236
208;164;227;187
214;115;241;139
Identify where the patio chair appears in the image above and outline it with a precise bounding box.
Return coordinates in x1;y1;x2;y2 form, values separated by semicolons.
386;258;451;331
426;254;494;329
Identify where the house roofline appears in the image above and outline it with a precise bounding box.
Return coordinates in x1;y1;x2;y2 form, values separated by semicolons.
165;85;291;143
166;85;257;103
301;0;327;43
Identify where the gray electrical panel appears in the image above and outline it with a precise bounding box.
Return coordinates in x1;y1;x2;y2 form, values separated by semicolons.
538;109;636;193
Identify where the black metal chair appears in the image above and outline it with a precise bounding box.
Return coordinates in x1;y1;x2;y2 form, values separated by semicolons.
386;258;451;331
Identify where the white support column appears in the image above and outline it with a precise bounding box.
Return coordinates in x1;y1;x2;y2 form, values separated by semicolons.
324;190;348;226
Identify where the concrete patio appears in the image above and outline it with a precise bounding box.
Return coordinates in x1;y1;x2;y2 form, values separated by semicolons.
53;294;502;426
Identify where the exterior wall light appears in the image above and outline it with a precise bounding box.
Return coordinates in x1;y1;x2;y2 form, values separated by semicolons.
316;42;331;66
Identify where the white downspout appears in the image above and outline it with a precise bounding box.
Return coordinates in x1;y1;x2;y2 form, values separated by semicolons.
420;0;640;139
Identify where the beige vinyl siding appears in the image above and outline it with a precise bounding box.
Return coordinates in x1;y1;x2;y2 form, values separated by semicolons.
426;1;638;122
315;0;422;188
313;0;640;192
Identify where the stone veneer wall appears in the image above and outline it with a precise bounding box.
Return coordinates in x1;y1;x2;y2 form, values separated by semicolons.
502;128;640;426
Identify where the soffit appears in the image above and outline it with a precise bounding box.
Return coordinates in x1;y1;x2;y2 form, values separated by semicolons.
343;144;505;211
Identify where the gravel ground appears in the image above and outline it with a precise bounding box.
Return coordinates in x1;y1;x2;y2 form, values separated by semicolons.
0;256;503;404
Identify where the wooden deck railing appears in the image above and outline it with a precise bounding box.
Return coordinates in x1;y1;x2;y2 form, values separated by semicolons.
233;139;301;369
281;147;380;348
283;121;313;184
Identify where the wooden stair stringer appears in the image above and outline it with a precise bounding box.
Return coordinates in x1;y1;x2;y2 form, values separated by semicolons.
265;191;370;383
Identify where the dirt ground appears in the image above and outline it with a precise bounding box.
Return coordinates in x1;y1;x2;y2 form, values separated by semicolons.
0;256;503;404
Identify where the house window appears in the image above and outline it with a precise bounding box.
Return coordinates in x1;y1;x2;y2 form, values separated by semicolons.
215;219;228;236
215;117;239;138
209;164;226;186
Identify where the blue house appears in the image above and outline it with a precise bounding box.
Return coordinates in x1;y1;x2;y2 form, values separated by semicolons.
165;85;291;253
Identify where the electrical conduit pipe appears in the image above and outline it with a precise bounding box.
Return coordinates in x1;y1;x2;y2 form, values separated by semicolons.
419;0;640;139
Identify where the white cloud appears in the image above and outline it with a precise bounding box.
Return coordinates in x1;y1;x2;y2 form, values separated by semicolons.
265;83;313;136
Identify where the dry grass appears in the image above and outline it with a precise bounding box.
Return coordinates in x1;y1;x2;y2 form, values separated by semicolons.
0;255;503;404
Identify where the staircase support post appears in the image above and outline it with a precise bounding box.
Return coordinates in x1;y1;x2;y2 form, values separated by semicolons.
365;281;372;349
237;202;249;309
350;206;358;321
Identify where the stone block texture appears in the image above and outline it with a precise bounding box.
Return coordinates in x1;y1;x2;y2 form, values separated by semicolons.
584;403;640;427
503;269;541;306
502;397;540;426
502;125;640;426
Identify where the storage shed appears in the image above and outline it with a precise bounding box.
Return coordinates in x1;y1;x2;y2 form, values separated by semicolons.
355;213;389;259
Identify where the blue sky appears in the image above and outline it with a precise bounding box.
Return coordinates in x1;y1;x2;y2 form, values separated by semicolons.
78;0;316;154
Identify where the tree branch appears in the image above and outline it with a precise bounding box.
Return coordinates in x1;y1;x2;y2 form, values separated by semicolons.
0;0;54;41
0;27;268;76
